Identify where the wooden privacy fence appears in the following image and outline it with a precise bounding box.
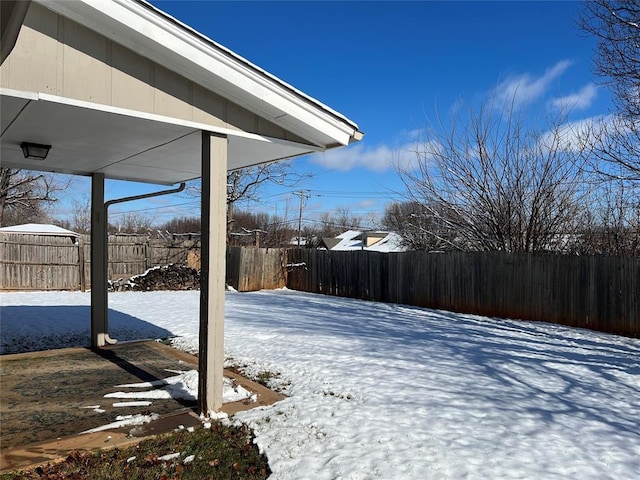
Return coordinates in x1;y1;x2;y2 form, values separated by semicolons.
106;235;201;280
0;232;85;291
286;249;640;338
0;234;281;292
226;246;286;291
3;234;638;338
0;233;201;291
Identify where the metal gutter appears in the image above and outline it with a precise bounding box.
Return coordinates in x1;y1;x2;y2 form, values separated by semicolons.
105;182;186;210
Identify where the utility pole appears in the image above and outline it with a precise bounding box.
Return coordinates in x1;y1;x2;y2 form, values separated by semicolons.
293;190;309;247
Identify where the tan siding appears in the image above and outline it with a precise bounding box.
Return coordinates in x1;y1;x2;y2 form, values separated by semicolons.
152;64;192;119
0;3;311;144
191;83;227;128
55;15;65;95
110;43;155;111
257;117;287;139
61;18;110;103
227;102;258;133
1;9;59;93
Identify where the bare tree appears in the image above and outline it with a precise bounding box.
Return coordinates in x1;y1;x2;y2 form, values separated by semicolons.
334;207;362;232
0;168;66;225
580;0;640;120
228;209;296;247
381;201;458;251
69;197;91;234
186;160;311;238
313;208;362;239
586;115;640;181
578;179;640;255
159;216;201;234
109;212;153;234
396;100;591;252
580;0;640;179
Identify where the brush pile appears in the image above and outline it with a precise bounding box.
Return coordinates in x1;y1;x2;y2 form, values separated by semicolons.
111;264;200;291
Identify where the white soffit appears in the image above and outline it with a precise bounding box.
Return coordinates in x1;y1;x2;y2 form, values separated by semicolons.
35;0;363;148
1;89;322;184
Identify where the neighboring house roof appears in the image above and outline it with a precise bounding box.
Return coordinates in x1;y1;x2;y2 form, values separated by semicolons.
289;237;310;246
365;232;406;252
329;230;363;250
0;223;80;237
320;237;342;250
321;230;407;253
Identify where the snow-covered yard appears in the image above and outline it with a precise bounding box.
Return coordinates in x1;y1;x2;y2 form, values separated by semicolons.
1;289;639;479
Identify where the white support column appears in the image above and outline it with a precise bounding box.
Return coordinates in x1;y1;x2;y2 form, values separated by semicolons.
198;131;228;414
90;173;108;348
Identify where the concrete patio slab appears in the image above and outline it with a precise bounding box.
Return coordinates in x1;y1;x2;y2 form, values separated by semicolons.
0;341;284;472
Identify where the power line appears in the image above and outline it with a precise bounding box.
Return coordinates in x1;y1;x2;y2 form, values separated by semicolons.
82;187;402;224
108;200;200;216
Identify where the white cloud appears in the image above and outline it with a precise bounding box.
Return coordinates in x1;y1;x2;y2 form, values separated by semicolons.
309;141;419;173
550;83;598;111
539;114;613;153
354;199;378;209
449;95;466;116
491;60;573;108
399;128;424;143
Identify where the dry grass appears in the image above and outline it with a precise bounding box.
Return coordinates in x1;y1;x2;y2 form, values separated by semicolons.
2;422;269;480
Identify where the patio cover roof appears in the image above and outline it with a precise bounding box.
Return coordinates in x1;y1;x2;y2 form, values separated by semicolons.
1;0;363;185
0;0;363;413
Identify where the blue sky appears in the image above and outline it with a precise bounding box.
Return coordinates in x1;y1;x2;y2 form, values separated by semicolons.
54;1;612;229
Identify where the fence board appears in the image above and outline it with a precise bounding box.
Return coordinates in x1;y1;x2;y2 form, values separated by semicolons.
226;246;286;292
0;233;278;293
286;249;639;338
0;233;81;290
3;233;637;338
1;233;202;290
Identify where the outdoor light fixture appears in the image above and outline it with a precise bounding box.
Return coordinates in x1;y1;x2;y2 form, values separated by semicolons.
20;142;51;160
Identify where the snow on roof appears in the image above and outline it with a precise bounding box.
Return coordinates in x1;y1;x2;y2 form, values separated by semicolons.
326;230;364;251
366;232;406;252
326;230;407;253
336;230;362;240
289;237;310;246
0;223;80;237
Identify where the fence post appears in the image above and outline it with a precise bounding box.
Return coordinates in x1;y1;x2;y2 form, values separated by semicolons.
78;237;86;292
146;237;152;270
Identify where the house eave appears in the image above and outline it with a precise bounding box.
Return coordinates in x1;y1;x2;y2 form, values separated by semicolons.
35;0;363;148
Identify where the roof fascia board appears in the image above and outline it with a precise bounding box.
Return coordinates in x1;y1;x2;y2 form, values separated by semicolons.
33;0;361;147
135;0;356;127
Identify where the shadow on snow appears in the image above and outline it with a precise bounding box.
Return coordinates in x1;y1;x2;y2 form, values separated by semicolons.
230;290;640;444
0;305;175;355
